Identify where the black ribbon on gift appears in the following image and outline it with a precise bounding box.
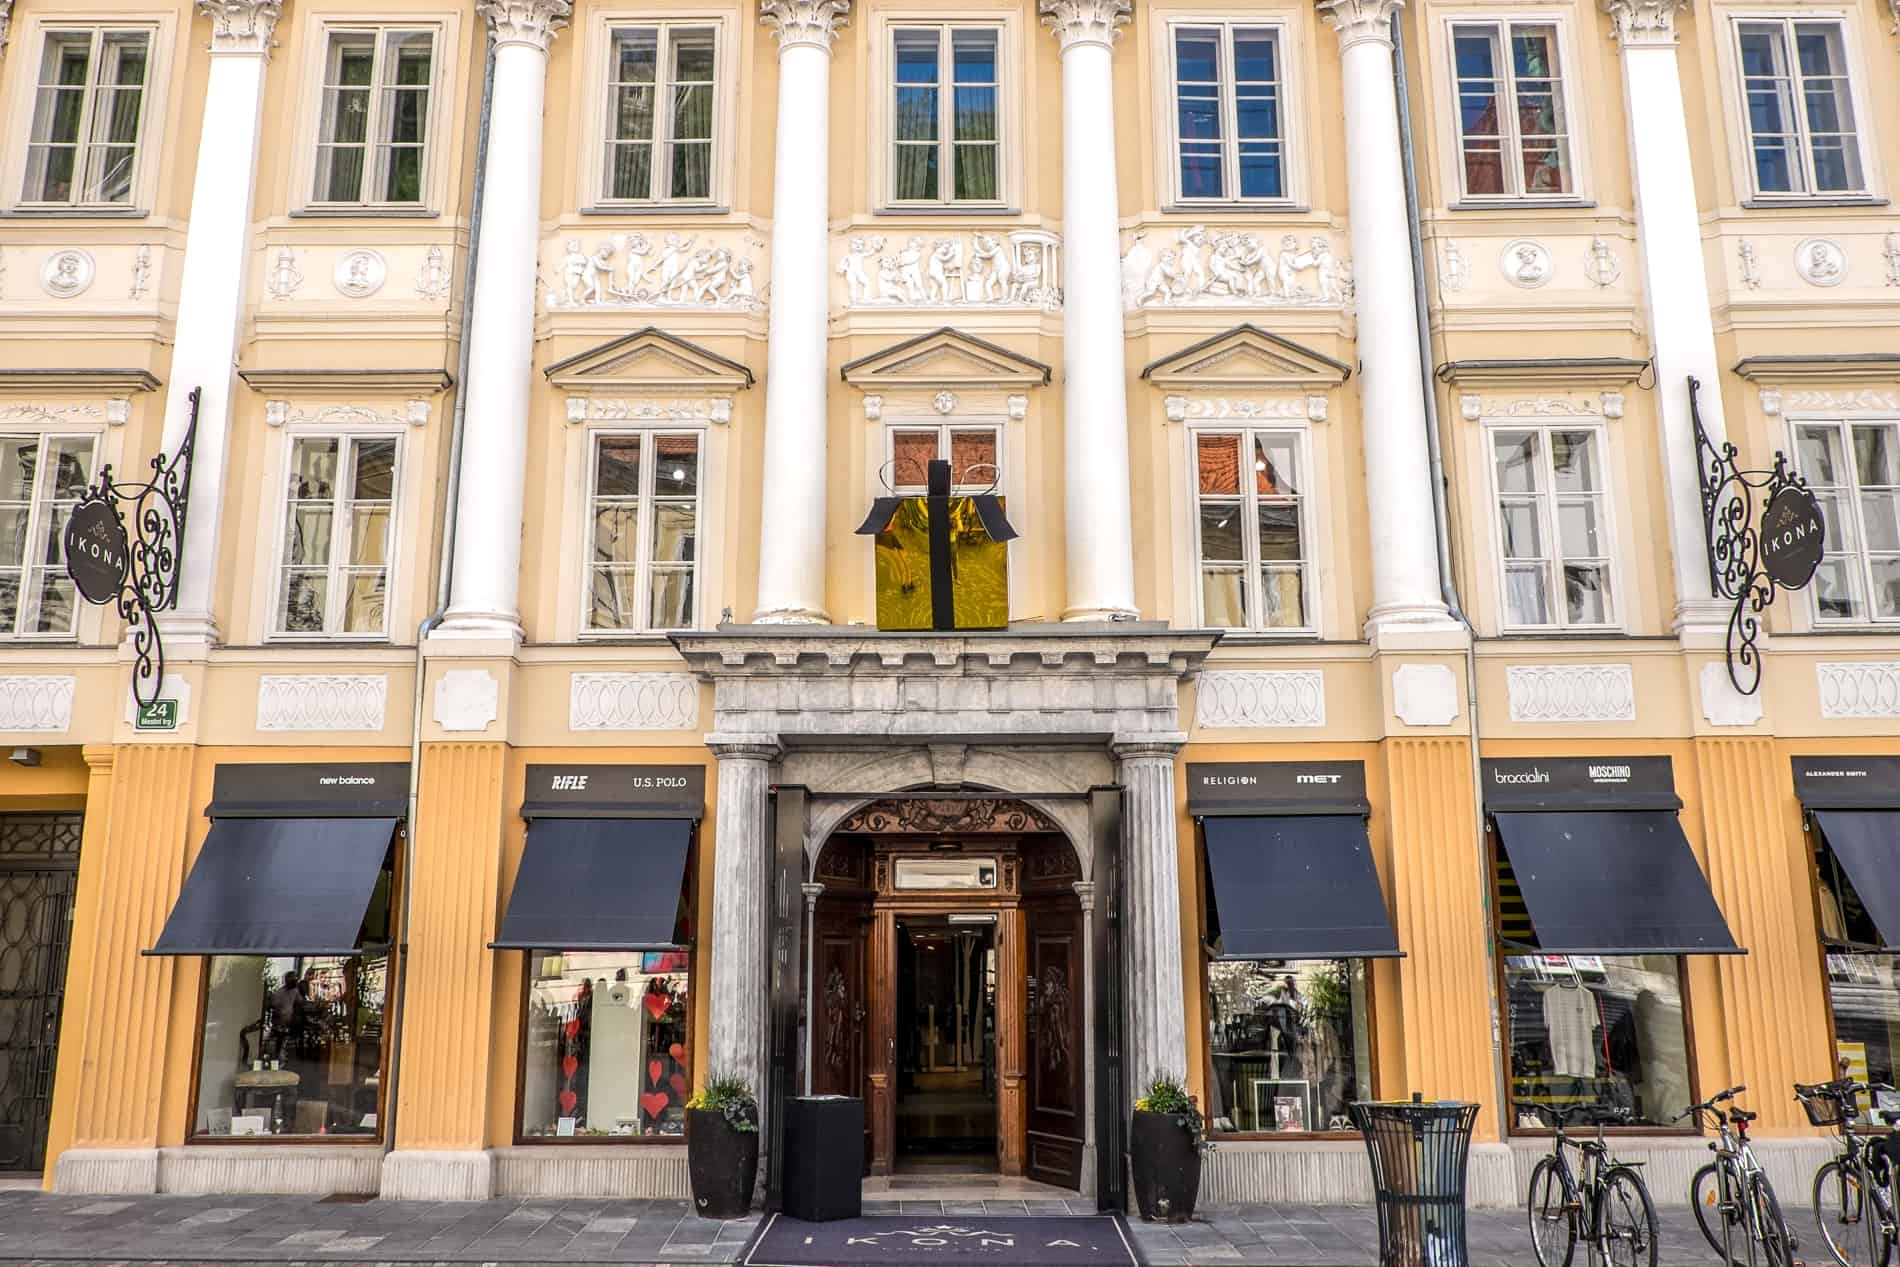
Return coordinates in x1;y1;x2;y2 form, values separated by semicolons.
856;458;1017;631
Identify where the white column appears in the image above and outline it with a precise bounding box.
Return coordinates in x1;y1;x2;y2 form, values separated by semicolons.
1113;735;1187;1095
1041;0;1139;622
707;736;779;1138
1317;0;1455;640
1602;0;1726;630
156;0;283;644
752;0;849;625
436;0;571;641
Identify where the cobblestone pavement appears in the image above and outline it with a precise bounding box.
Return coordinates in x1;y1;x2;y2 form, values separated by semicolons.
0;1190;1768;1265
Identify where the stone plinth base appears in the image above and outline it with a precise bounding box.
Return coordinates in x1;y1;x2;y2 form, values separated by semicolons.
492;1145;688;1197
379;1149;494;1201
53;1148;159;1195
158;1145;380;1195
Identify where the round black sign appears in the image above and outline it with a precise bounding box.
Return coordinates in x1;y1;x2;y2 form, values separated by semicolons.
1759;485;1826;590
63;498;130;604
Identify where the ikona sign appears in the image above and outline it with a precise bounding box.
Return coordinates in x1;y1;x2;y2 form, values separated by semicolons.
1759;485;1826;590
62;499;130;604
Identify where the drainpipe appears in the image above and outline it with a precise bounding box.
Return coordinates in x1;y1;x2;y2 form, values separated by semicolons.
384;32;495;1156
1392;11;1509;1126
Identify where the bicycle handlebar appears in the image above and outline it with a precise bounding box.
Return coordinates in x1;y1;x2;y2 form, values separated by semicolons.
1680;1086;1746;1120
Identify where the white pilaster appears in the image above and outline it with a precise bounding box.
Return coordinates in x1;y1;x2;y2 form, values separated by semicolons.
436;0;571;642
1317;0;1456;642
1602;0;1726;632
706;736;779;1140
1042;0;1139;622
752;0;848;624
1113;734;1187;1095
155;0;284;646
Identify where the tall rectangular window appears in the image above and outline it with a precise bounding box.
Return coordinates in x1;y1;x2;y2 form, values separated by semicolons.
1797;421;1900;623
890;25;1001;204
603;25;717;204
587;432;701;633
276;436;397;637
1193;429;1309;631
1491;427;1613;629
1170;24;1284;202
0;434;95;636
313;29;434;205
1736;19;1864;196
22;29;151;206
1206;959;1372;1134
1450;22;1571;199
520;951;692;1139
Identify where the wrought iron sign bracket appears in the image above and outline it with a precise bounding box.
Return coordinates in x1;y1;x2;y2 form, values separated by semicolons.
64;386;199;709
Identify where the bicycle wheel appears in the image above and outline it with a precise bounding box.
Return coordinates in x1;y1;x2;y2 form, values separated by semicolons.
1813;1159;1892;1267
1528;1156;1578;1267
1694;1162;1748;1267
1594;1165;1659;1267
1753;1174;1798;1267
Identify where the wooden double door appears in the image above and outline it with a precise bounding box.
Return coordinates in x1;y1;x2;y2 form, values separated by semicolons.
810;866;1085;1188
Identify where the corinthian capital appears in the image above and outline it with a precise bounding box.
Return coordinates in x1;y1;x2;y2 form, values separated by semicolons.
1600;0;1689;47
759;0;850;52
1316;0;1403;51
0;1;14;61
476;0;571;52
1039;0;1131;51
196;0;283;54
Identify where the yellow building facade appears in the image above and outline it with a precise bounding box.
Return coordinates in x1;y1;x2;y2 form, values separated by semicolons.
0;0;1896;1205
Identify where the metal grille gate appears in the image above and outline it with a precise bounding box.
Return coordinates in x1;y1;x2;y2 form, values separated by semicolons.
0;814;81;1172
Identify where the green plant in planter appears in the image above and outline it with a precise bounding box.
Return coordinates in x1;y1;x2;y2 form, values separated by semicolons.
1135;1075;1213;1153
1306;961;1351;1023
687;1073;759;1133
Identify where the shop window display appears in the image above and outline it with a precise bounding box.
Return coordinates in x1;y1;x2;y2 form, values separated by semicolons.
1503;954;1691;1128
1815;846;1900;1096
521;951;691;1139
1205;959;1370;1134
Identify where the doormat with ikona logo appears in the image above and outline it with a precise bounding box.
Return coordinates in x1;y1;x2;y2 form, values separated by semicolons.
742;1214;1143;1267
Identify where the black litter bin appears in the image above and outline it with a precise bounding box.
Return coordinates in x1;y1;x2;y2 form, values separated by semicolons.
782;1096;863;1222
1348;1097;1480;1267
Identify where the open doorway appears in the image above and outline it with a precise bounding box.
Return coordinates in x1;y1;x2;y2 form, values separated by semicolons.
895;915;997;1171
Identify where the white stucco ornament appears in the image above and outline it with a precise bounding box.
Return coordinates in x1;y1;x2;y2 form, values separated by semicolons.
475;0;571;51
1392;663;1459;727
433;668;499;733
334;249;387;298
1795;239;1847;287
415;245;452;300
1038;0;1131;49
1439;241;1471;292
1737;239;1762;290
838;232;1060;310
1700;662;1763;727
1121;227;1348;310
1500;240;1553;289
196;0;284;54
549;233;762;311
40;249;95;298
759;0;850;50
1584;235;1622;289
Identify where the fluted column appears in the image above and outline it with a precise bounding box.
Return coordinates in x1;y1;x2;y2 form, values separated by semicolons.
436;0;570;641
706;736;779;1143
1601;0;1727;631
1041;0;1139;622
1316;0;1455;641
157;0;283;644
1114;735;1187;1094
752;0;848;624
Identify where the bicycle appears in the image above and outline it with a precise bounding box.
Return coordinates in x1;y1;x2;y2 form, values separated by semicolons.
1799;1077;1900;1267
1525;1102;1660;1267
1681;1085;1799;1267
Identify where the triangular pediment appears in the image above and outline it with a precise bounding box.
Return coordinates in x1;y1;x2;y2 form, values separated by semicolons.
1140;325;1351;390
841;328;1051;390
544;328;753;391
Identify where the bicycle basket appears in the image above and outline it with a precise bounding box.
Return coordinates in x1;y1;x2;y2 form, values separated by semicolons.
1800;1087;1852;1128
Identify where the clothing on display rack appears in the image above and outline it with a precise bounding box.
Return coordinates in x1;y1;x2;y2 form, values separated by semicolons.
1542;982;1598;1078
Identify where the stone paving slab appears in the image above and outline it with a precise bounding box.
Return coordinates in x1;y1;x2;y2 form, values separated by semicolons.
0;1191;1756;1265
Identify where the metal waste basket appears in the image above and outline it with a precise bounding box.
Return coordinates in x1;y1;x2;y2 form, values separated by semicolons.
781;1096;863;1222
1348;1097;1480;1267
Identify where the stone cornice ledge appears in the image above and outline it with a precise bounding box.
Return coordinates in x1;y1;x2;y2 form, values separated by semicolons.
0;368;161;392
1437;357;1648;388
672;625;1221;675
1732;354;1900;384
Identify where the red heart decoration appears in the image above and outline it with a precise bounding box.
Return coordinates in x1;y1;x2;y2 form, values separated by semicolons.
669;1043;686;1063
648;1058;664;1085
640;1092;671;1119
562;1054;578;1080
670;1073;687;1095
564;1018;580;1041
558;1089;578;1115
644;990;670;1020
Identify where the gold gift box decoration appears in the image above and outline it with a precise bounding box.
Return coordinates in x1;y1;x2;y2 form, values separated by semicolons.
856;459;1017;631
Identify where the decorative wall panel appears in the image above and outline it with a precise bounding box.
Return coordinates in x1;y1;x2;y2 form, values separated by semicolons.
1195;669;1324;728
1505;664;1635;723
569;672;699;731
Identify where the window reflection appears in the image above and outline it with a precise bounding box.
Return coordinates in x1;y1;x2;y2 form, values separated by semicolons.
1206;959;1370;1134
521;950;692;1139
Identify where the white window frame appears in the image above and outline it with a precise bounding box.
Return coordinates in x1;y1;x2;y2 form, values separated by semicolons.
1162;18;1294;208
267;430;403;641
1792;416;1900;627
307;25;439;208
883;421;1004;494
17;24;156;210
580;428;706;637
1728;13;1871;200
883;20;1008;209
594;19;724;208
1444;16;1576;203
0;430;98;640
1482;420;1619;633
1186;423;1317;635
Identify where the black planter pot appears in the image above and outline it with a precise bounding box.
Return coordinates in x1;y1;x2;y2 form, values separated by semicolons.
1130;1109;1202;1223
687;1107;760;1219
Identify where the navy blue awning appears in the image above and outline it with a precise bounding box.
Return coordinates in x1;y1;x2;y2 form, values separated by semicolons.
1492;811;1742;956
148;817;396;956
493;817;692;951
1813;811;1900;948
1203;815;1401;959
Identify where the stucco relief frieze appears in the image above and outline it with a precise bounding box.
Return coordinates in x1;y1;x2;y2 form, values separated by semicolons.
836;232;1061;310
256;674;388;732
475;0;570;51
545;233;763;312
1505;664;1635;723
0;676;75;733
1819;662;1900;719
264;400;429;428
198;0;283;54
1783;389;1900;414
1195;669;1325;728
565;397;732;424
1163;396;1327;423
1038;0;1131;50
569;672;700;731
1599;0;1687;47
0;402;111;426
1458;392;1619;420
1120;227;1350;310
759;0;850;50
